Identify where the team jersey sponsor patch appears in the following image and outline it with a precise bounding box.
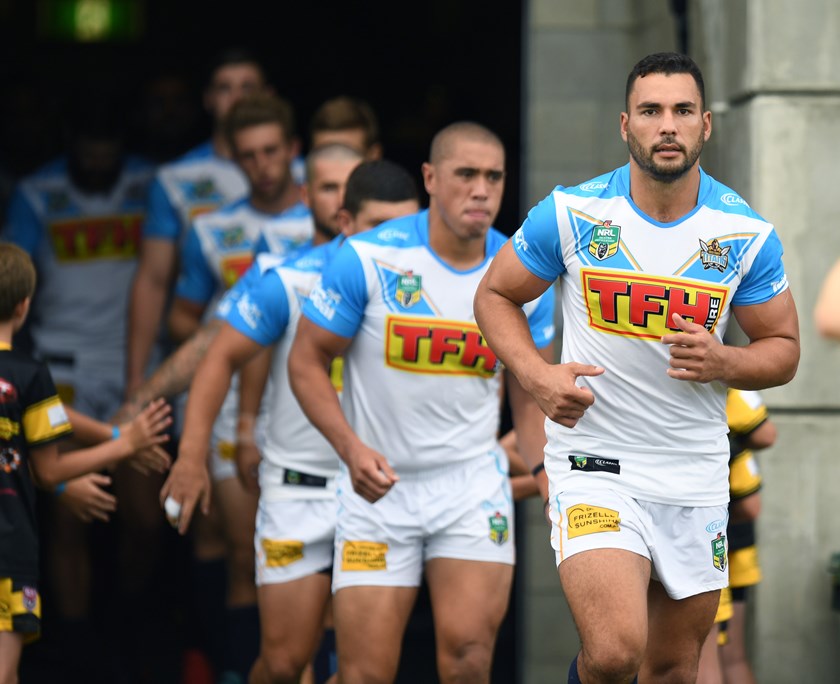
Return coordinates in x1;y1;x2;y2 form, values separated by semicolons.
220;254;254;287
49;214;142;261
261;539;304;567
0;447;22;473
217;441;236;462
588;220;621;261
581;268;729;339
395;272;422;308
712;532;727;572
385;315;499;377
341;540;388;571
568;454;620;475
566;503;620;539
699;238;731;272
488;512;510;545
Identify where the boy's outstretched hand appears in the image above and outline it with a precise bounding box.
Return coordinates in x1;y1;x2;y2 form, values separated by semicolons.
121;398;173;473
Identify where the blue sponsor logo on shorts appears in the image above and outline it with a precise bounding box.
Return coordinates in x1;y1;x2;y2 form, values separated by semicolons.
705;518;727;533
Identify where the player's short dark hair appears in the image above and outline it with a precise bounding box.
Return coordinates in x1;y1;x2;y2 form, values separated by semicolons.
205;46;268;87
223;93;297;151
625;52;706;110
343;159;419;217
309;96;380;151
0;242;36;321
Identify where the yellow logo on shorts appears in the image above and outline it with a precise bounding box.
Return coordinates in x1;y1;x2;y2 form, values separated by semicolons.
261;539;304;567
566;504;620;539
218;441;236;461
341;540;388;571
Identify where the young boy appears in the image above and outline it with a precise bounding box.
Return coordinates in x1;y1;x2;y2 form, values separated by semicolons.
0;242;172;682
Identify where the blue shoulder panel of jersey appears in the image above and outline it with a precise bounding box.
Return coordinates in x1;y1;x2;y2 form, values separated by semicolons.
303;239;367;338
350;210;427;248
2;188;44;255
700;172;770;222
560;168;622;199
174;226;216;304
513;192;566;281
221;268;291;346
732;230;787;306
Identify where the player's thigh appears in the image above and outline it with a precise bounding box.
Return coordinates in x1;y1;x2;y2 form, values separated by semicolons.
333;584;417;681
696;622;724;684
559;548;650;651
644;580;720;679
258;572;331;661
425;557;512;648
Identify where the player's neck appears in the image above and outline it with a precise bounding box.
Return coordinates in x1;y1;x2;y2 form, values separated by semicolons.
628;162;701;223
212;130;233;160
249;182;302;216
427;215;486;270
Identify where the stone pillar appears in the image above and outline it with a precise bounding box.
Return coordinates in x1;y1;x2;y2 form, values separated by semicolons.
691;1;840;681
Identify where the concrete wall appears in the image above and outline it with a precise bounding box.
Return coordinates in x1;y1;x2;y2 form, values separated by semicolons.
520;0;840;681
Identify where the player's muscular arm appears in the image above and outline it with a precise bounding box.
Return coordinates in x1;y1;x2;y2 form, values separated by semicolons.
160;323;264;533
235;346;272;493
815;257;840;340
115;319;224;423
475;242;604;427
744;419;777;451
662;290;800;389
127;238;177;394
289;317;397;502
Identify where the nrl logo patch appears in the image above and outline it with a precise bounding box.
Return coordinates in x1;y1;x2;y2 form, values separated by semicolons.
489;511;509;545
395;271;422;308
711;532;727;572
699;238;730;272
588;220;620;261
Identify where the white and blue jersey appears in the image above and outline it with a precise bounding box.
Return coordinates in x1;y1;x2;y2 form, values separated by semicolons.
1;155;155;405
512;163;788;506
142;141;248;243
302;210;555;474
175;197;312;316
143;140;307;244
251;206;314;258
218;239;345;499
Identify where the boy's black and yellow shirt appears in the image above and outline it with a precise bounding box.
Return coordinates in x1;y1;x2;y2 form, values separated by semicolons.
0;342;72;581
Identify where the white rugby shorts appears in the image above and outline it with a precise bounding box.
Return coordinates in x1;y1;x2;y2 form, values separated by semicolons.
548;485;729;599
332;450;515;591
255;496;337;585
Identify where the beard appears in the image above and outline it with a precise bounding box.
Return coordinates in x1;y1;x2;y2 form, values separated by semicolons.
626;129;704;183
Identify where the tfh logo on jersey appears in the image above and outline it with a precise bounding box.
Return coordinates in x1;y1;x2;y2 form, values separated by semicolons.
699;238;731;272
588;220;621;261
49;214;143;261
385;315;499;377
220;254;254;287
581;268;729;340
395;272;422;308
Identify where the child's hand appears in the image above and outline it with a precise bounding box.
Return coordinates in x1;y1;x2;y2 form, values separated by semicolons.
128;445;173;475
59;473;117;522
121;398;172;452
